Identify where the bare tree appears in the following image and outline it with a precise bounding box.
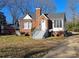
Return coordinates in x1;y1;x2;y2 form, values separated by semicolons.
5;0;20;35
1;0;56;25
33;0;56;13
0;12;6;25
0;0;56;30
0;0;7;10
0;0;30;26
66;0;79;28
5;0;18;25
17;0;30;15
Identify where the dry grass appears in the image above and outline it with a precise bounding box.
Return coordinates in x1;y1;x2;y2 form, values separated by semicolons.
0;35;63;58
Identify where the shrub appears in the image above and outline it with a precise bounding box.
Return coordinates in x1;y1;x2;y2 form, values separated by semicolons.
66;22;79;32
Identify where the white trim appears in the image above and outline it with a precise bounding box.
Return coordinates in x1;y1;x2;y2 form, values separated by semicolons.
53;28;64;31
23;14;32;20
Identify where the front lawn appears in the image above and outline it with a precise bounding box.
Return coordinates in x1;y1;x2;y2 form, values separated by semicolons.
0;35;63;58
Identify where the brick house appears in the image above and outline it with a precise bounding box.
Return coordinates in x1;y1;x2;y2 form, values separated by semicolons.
19;8;66;39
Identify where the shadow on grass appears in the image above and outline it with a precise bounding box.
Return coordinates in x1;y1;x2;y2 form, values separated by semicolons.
23;48;49;58
0;47;54;58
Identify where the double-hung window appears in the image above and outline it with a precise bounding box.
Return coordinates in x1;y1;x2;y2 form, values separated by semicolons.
24;22;32;29
54;20;62;28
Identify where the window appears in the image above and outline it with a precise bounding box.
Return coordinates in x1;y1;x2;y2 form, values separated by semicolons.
54;20;56;27
54;20;62;28
24;22;29;29
29;22;32;29
24;22;32;29
60;20;62;27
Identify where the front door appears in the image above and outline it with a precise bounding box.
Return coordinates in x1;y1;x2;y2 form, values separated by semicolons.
41;20;46;31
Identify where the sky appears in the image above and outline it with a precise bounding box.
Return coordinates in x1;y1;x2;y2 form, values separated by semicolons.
0;0;67;24
54;0;67;13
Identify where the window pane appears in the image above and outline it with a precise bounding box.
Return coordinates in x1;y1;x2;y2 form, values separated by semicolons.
60;20;62;27
29;22;32;29
54;20;56;28
57;20;59;27
54;20;62;28
59;20;60;27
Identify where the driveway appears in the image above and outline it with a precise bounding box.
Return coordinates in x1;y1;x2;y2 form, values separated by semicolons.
43;35;79;58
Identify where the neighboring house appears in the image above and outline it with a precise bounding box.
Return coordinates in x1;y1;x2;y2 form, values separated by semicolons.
0;12;7;34
5;24;15;35
0;24;15;35
19;8;66;39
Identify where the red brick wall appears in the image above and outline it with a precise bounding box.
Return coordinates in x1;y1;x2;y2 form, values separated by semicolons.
35;15;48;29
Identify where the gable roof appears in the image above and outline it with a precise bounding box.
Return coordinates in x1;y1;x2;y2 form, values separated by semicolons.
40;13;48;19
31;13;36;20
23;14;32;20
19;11;66;22
19;13;36;21
47;13;65;20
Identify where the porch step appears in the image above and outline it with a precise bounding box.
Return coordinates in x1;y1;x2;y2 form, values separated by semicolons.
32;30;48;39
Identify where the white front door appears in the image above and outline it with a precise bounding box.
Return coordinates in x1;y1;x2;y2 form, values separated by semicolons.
41;20;46;31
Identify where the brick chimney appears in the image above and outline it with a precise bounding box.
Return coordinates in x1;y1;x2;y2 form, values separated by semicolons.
36;8;41;19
